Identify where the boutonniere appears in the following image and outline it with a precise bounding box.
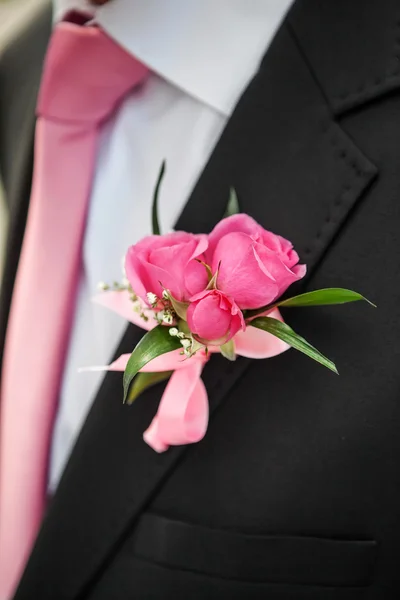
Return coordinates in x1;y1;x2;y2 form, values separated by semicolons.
87;162;374;452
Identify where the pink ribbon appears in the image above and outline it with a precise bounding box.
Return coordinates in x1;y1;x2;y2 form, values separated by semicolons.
143;360;209;452
89;291;289;452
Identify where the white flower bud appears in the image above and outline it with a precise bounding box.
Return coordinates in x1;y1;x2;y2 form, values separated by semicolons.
162;289;170;300
162;313;174;325
146;292;158;306
180;338;191;349
169;327;179;337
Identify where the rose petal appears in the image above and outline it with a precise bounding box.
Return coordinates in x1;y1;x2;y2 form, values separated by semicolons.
213;232;279;308
124;247;150;301
125;233;209;303
184;258;209;297
253;242;305;298
207;213;261;259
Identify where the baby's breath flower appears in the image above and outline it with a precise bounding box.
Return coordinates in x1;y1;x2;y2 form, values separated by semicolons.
169;327;179;337
162;312;174;325
146;292;158;306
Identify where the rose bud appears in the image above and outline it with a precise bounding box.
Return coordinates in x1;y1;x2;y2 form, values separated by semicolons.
187;290;245;345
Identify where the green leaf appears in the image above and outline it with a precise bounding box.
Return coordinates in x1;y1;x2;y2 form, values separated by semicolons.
152;160;166;235
169;294;189;321
123;324;181;402
224;187;240;218
276;288;376;308
244;287;375;319
126;371;172;405
251;316;338;374
220;339;236;361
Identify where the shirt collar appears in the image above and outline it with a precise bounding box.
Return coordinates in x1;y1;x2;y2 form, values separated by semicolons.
93;0;294;117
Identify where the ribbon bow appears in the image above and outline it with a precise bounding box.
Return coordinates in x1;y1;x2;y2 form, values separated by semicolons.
85;291;289;452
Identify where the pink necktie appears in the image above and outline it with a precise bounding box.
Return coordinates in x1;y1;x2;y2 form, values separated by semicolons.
0;15;148;598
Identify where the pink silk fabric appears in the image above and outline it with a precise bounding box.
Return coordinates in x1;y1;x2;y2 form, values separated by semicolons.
0;16;148;599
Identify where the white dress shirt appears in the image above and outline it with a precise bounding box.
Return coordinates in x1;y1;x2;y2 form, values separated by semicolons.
49;0;294;491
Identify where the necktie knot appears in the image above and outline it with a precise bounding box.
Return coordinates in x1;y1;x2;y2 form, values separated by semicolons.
37;15;149;125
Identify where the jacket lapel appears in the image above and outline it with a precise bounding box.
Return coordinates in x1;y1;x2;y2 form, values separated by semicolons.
15;5;383;599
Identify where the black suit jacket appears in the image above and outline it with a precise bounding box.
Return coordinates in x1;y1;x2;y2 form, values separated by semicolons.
2;1;400;598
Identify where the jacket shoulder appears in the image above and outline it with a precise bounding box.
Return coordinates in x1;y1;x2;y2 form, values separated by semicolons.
0;1;52;202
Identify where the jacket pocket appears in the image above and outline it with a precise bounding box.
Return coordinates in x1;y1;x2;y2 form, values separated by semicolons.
127;512;377;587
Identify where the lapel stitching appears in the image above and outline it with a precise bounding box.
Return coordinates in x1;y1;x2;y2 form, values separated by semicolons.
301;119;377;275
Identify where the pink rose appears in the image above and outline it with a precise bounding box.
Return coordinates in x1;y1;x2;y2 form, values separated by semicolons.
187;289;245;344
125;232;209;303
207;214;306;309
